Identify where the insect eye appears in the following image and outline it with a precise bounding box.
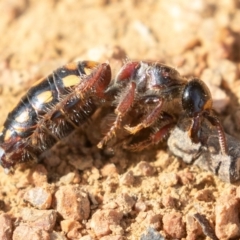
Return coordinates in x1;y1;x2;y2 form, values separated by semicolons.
182;78;212;117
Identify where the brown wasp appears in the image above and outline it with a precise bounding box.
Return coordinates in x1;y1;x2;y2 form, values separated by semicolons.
0;60;227;169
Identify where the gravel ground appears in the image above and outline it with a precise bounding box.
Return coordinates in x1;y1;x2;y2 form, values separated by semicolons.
0;0;240;239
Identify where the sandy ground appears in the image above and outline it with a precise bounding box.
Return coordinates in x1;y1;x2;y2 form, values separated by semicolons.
0;0;240;239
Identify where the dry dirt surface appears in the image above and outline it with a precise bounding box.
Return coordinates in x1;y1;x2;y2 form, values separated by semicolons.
0;0;240;239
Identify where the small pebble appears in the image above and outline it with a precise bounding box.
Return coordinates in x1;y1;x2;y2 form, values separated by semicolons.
103;175;119;194
101;163;118;177
155;151;172;169
194;189;214;202
193;213;218;240
134;200;148;212
30;164;48;186
0;214;12;240
177;170;195;185
49;231;67;240
186;214;203;240
136;161;155;176
158;173;179;187
59;171;80;185
115;193;136;214
120;170;135;186
90;209;123;237
136;210;162;230
215;189;240;239
61;219;82;239
13;225;49;240
140;227;165;240
163;212;186;238
162;195;178;209
21;208;57;232
100;235;123;240
23;187;52;209
54;186;90;221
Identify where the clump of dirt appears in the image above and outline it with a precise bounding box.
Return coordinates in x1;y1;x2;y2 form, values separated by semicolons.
0;0;240;239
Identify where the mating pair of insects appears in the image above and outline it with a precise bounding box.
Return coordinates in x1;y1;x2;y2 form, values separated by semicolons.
0;60;227;169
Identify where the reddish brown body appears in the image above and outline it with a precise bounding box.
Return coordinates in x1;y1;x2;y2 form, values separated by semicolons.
0;60;227;169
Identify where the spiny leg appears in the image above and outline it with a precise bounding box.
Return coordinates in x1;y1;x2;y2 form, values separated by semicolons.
205;113;228;155
127;122;175;151
125;99;163;134
97;82;136;148
188;112;227;155
126;113;175;151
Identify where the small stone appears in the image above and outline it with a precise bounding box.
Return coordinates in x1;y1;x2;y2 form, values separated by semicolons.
59;171;80;185
13;225;49;240
23;187;52;209
215;190;240;239
14;169;31;189
103;175;119;194
193;213;218;240
194;189;214;202
0;214;13;240
115;193;136;215
30;164;48;186
101;163;118;177
136;161;155;176
177;170;195;185
120;170;135;186
155;150;172;169
162;195;177;209
90;209;123;237
61;219;82;239
159;173;179;187
21;208;57;232
49;231;67;240
54;186;90;220
139;211;162;230
163;212;186;238
134;200;148;212
136;212;148;223
140;227;165;240
186;215;203;240
102;201;118;210
100;235;123;240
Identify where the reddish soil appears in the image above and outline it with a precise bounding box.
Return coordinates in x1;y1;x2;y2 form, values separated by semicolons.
0;1;240;239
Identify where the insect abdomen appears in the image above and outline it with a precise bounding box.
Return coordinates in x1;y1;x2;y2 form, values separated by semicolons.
0;61;111;169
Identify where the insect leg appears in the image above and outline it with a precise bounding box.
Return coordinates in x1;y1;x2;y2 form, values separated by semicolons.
127;114;175;151
124;99;163;134
97;81;136;148
204;113;228;155
188;115;202;144
76;63;111;98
